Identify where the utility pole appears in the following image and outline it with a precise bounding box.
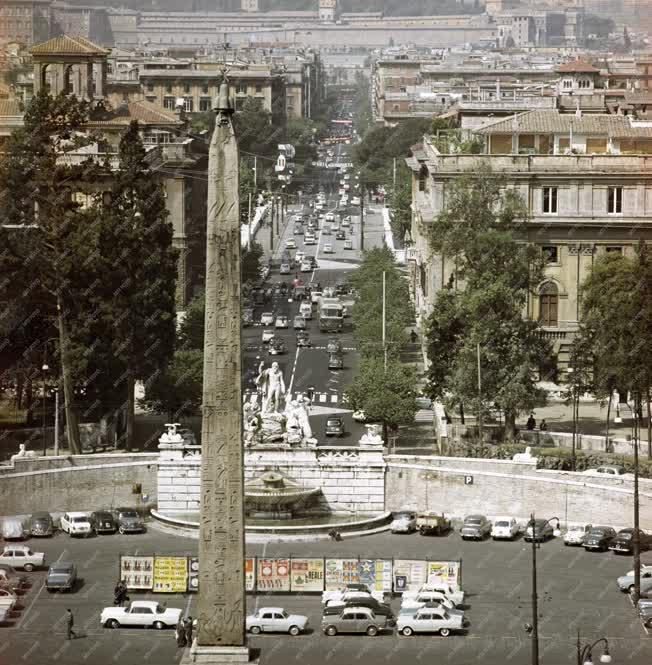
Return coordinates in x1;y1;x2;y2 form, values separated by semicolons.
531;512;539;665
270;192;275;251
247;191;252;251
253;155;257;191
382;271;387;370
359;176;364;251
477;342;483;445
633;392;641;604
393;157;397;189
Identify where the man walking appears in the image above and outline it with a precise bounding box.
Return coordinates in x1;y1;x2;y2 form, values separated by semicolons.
65;609;76;640
184;616;194;646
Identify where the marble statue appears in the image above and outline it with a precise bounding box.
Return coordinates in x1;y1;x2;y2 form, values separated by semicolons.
512;446;538;463
256;361;286;414
283;397;316;446
159;423;184;444
11;443;36;461
359;423;383;447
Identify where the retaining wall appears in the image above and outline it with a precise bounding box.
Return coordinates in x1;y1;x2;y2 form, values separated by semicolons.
385;455;652;530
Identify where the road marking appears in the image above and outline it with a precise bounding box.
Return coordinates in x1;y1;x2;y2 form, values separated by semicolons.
319;394;327;403
287;347;300;396
330;394;338;403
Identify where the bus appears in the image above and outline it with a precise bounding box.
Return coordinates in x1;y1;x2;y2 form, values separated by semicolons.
319;297;344;332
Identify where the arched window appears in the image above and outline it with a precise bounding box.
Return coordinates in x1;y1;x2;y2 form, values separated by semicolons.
539;282;558;327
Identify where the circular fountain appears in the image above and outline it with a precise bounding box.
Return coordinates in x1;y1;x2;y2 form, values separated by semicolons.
244;471;320;520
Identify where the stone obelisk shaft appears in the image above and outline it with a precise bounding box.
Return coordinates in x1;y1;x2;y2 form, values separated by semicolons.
197;83;246;648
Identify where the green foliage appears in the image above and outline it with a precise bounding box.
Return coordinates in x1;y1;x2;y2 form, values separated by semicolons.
353;72;372;139
424;167;550;434
345;357;418;433
385;163;412;242
242;241;264;287
233;97;280;157
177;292;205;352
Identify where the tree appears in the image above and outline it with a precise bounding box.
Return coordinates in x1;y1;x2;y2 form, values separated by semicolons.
232;97;279;157
386;163;412;241
424;167;550;438
242;240;264;286
0;90;103;454
345;357;418;445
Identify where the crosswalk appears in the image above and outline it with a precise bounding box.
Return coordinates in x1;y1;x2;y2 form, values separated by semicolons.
243;390;348;406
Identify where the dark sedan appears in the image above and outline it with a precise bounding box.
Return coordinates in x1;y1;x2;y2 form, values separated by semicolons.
609;528;652;555
28;512;54;537
46;562;77;593
524;519;556;543
584;526;617;552
323;598;396;625
89;511;118;535
325;417;344;437
113;508;145;535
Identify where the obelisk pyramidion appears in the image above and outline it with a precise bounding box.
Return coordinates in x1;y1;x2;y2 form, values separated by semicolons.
183;80;255;664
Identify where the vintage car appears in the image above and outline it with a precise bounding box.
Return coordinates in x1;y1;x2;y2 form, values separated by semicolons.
323;598;395;625
296;331;311;347
325;417;344;437
100;601;182;629
260;312;275;326
322;584;388;606
60;512;92;537
609;528;652;555
584;526;617;552
524;519;558;542
275;315;289;329
246;607;308;635
402;583;465;607
322;606;388;636
0;588;18;612
390;511;417;534
564;523;592;546
328;353;343;370
617;567;652;593
89;511;118;535
0;566;27;592
460;515;492;540
45;562;77;593
327;338;342;354
397;607;465;637
268;338;286;356
416;512;451;536
261;329;275;344
491;517;520;541
0;545;45;572
1;518;26;541
28;512;54;537
113;508;145;535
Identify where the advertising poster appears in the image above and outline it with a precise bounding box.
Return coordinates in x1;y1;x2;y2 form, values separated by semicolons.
290;558;325;592
120;555;154;590
245;558;256;592
153;556;188;593
324;559;359;590
188;557;199;592
392;559;427;593
256;558;290;592
358;560;393;592
427;561;461;586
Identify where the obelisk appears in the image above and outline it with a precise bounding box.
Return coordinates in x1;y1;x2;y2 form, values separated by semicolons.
184;81;254;664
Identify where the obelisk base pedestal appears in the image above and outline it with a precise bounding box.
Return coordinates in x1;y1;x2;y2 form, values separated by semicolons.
180;643;258;665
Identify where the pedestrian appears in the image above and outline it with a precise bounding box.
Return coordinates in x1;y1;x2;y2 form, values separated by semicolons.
175;617;187;648
185;616;194;646
65;609;76;640
410;329;418;344
526;414;536;431
539;419;548;431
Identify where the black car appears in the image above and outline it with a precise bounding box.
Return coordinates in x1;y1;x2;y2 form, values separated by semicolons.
335;230;346;240
28;512;54;537
112;508;145;535
328;353;343;370
323;598;395;625
524;519;556;542
325;417;344;437
89;511;118;535
583;526;617;551
609;528;652;555
46;561;77;593
296;331;311;347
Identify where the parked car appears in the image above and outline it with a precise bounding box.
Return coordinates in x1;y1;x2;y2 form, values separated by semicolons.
639;578;652;599
584;526;617;551
275;315;289;329
617;567;652;593
639;600;652;628
45;561;77;593
27;512;54;537
344;239;353;250
293;316;306;330
398;598;463;619
323;243;334;254
1;518;26;541
403;583;464;607
323;598;395;625
0;545;45;572
328;353;343;370
260;312;274;326
0;567;27;592
322;606;388;636
460;515;492;540
285;238;297;250
113;508;145;535
101;600;182;630
279;262;291;275
0;588;18;612
609;528;652;554
417;512;451;536
352;410;366;422
325;417;344;437
268;338;286;356
296;331;311;347
583;466;627;476
397;607;464;637
0;607;7;624
564;523;592;546
491;517;520;541
391;511;417;534
246;607;308;635
89;511;118;535
60;512;92;538
524;519;557;542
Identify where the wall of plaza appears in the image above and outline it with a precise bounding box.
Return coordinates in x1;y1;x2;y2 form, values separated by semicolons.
385;455;652;530
0;453;159;517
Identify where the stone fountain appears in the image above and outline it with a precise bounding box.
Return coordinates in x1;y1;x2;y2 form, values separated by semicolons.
244;470;320;520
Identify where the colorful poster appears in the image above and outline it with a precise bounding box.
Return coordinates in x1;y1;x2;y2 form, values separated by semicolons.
290;558;325;592
358;560;393;592
392;559;427;593
256;558;290;592
245;558;256;592
120;555;154;590
324;559;359;590
153;556;188;593
188;557;199;592
427;561;461;587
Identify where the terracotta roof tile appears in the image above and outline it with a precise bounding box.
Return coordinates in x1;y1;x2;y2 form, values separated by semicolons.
86;100;182;127
557;59;599;74
30;35;110;57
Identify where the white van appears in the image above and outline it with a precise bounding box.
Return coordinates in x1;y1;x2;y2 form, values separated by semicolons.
1;518;26;540
299;302;313;320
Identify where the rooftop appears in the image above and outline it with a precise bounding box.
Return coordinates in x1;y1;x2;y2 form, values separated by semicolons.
30;35;111;58
557;59;599;74
86;100;182;128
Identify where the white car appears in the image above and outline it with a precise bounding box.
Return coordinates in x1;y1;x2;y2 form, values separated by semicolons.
0;588;17;612
0;545;45;571
301;260;312;272
323;243;334;254
295;251;305;263
101;601;182;630
60;512;91;537
275;315;289;329
260;312;274;326
323;589;389;606
304;235;316;246
261;329;275;343
285;238;297;249
325;212;335;222
311;290;323;304
299;302;313;319
583;466;630;477
397;607;464;637
401;590;463;611
279;262;291;275
564;523;592;546
352;410;366;422
344;239;353;250
491;517;520;541
341;218;350;228
403;583;464;607
246;607;309;635
391;511;417;534
0;607;7;624
398;596;462;618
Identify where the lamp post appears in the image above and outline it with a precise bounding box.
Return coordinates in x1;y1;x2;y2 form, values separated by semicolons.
577;635;612;665
528;513;560;665
41;361;49;456
627;393;641;604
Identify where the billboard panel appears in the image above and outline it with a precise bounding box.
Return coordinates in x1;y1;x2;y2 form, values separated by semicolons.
392;559;427;593
290;558;325;592
358;559;393;592
324;558;359;590
153;556;188;593
245;558;256;592
120;555;154;590
256;558;290;592
427;561;461;586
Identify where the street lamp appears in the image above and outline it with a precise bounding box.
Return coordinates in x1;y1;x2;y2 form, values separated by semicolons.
577;636;612;665
527;513;560;665
41;362;49;456
627;393;642;604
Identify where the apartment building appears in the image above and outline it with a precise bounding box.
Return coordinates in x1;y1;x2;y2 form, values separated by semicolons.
407;109;652;374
